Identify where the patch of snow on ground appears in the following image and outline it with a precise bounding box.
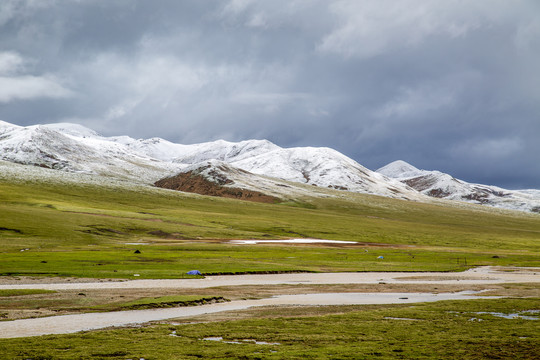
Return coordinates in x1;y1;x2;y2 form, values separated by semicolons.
229;239;356;244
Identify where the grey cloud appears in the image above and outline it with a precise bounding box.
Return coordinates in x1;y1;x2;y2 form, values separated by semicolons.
0;51;72;102
0;51;25;74
0;0;539;188
0;75;72;102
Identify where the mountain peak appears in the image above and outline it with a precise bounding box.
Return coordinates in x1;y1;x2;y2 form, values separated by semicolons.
2;120;540;212
41;123;100;138
0;120;22;135
0;119;20;128
377;160;422;178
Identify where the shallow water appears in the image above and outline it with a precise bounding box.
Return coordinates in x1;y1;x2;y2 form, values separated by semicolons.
202;337;281;345
473;311;539;320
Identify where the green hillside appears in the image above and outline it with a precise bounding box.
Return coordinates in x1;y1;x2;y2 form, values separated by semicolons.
1;175;539;278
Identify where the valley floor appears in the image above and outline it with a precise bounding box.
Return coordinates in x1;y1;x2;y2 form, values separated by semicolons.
0;266;538;339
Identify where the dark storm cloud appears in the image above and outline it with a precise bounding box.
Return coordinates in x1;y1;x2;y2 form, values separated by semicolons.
0;0;539;188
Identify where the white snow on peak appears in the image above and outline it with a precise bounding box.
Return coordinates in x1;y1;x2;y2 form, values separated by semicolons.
377;160;425;178
171;139;281;164
180;159;242;176
0;120;421;200
0;120;182;183
0;120;21;128
111;137;280;164
1;119;539;213
0;120;22;135
232;147;420;199
376;160;540;213
117;137;195;162
166;159;354;201
41;123;100;138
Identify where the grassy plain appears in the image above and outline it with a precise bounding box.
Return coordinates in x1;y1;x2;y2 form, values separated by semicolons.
1;177;540;278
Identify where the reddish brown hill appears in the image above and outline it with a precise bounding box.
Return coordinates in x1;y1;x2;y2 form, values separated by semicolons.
154;171;280;203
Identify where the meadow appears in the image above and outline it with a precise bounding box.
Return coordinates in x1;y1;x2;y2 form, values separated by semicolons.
1;174;539;359
1;177;539;278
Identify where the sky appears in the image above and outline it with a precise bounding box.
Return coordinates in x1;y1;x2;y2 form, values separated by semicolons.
1;0;539;189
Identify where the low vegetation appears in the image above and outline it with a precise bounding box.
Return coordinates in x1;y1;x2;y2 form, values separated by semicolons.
1;178;539;279
0;289;56;297
112;295;229;310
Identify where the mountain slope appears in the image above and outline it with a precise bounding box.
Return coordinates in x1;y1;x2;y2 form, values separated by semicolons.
112;137;280;164
378;160;540;213
0;122;181;182
0;120;421;200
155;160;284;203
232;147;420;200
2;120;539;212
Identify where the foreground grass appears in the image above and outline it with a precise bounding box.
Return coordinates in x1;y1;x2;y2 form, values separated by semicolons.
1;298;538;359
1;177;540;278
0;289;56;297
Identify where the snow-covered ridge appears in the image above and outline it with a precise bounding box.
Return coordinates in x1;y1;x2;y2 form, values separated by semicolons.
377;160;540;213
154;159;339;202
231;147;418;199
1;120;539;212
0;121;183;183
0;120;422;201
377;160;425;178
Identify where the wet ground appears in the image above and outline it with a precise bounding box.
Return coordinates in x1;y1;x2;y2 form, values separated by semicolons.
0;291;495;338
0;266;537;338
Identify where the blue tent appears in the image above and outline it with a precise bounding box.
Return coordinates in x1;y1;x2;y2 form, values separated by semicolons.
187;270;202;275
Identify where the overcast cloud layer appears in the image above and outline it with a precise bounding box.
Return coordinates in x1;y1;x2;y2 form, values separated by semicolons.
1;0;539;189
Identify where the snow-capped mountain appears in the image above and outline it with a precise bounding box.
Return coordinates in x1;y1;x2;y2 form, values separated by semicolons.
0;121;181;182
231;147;417;199
377;160;540;213
137;138;419;199
173;139;281;164
111;136;280;164
154;160;329;202
0;120;421;201
2;120;539;212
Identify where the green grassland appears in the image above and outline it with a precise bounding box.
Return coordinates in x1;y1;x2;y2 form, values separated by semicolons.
1;173;539;359
1;176;540;277
0;289;56;297
1;298;538;359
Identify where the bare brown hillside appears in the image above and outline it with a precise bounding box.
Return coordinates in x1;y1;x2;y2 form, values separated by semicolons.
154;171;279;203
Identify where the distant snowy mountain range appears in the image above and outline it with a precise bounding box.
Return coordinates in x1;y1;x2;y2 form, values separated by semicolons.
1;120;539;213
377;160;540;213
